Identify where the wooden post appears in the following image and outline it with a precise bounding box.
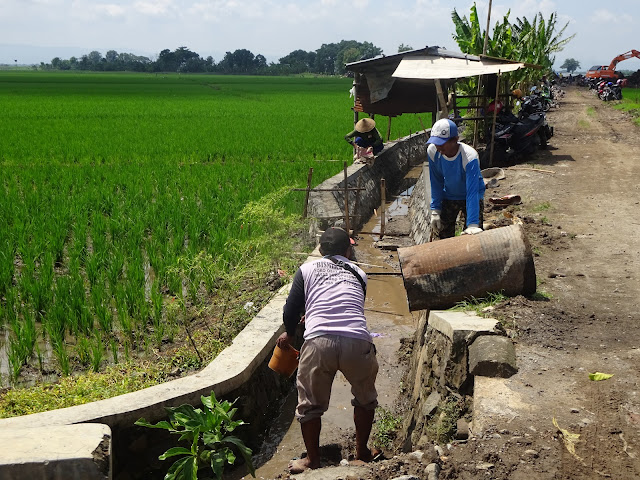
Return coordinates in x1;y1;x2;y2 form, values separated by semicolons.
343;162;350;234
380;178;386;240
452;91;459;121
353;77;358;158
302;167;313;218
488;71;502;167
435;80;449;119
353;175;362;235
386;116;392;142
473;76;483;148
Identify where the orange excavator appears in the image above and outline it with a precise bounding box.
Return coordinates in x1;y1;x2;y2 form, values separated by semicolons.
586;49;640;80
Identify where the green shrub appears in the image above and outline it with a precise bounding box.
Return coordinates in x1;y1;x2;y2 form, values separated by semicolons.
135;391;255;480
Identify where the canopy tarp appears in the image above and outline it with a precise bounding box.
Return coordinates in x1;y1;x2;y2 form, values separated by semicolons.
393;55;525;80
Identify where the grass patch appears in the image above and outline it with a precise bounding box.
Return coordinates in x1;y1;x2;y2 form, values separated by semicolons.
613;87;640;126
586;106;596;116
373;407;404;449
530;290;553;301
426;396;468;444
532;201;552;212
449;291;508;315
577;119;590;128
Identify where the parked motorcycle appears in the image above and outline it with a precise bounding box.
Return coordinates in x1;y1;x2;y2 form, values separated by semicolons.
480;101;553;168
598;82;623;101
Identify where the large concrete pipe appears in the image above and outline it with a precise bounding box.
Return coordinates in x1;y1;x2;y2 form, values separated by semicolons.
398;224;536;311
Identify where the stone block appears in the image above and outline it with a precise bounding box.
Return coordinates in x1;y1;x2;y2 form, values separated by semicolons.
0;424;111;480
468;335;517;378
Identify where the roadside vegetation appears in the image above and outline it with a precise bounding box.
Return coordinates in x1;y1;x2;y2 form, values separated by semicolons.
614;87;640;126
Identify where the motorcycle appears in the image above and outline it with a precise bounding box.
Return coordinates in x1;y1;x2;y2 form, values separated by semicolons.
480;100;553;169
599;82;623;101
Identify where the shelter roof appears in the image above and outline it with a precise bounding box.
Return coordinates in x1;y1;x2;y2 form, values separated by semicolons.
344;46;532;116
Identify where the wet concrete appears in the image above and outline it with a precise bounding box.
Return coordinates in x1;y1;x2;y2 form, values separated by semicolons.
232;169;421;480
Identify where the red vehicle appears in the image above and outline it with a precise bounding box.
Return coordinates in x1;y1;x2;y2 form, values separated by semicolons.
586;50;640;80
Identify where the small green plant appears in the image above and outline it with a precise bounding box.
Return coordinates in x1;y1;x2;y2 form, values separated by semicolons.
427;396;467;444
532;201;552;212
135;391;255;480
530;290;552;301
373;407;403;449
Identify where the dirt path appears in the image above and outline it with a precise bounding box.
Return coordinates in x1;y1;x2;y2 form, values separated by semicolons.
438;87;640;478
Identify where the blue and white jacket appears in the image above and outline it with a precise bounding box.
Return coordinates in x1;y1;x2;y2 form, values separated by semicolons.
427;142;486;227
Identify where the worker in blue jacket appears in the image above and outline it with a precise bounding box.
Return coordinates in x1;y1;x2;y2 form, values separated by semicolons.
427;118;486;239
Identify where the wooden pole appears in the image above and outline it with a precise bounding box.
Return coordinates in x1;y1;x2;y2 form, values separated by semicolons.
380;178;386;240
435;80;449;119
353;77;359;158
452;91;459;122
474;0;493;148
302;167;313;218
386;116;392;142
488;71;502;167
353;175;362;235
343;162;350;234
482;0;493;57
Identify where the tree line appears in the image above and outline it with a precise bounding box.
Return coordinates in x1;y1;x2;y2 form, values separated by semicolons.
41;40;383;76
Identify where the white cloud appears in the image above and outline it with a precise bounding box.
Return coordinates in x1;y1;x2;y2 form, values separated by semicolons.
134;0;175;16
589;9;632;24
95;3;126;17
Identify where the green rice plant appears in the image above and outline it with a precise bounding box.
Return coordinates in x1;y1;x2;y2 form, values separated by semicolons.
7;340;24;383
151;280;165;347
110;338;119;364
76;337;91;366
6;306;37;381
53;338;71;376
90;334;104;372
2;72;429;382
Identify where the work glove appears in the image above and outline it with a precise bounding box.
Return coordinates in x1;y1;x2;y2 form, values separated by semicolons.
430;210;441;232
462;225;483;235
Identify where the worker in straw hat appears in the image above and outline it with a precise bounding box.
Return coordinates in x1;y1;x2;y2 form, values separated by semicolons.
344;117;384;162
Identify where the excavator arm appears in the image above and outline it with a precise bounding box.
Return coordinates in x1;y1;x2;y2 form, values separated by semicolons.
608;50;640;70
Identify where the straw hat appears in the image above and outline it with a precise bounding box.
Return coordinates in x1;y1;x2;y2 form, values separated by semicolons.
355;118;376;133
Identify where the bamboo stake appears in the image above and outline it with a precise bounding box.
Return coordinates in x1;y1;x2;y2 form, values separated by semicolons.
353;175;362;236
343;162;350;234
291;187;365;192
380;178;386;240
302;167;313;218
489;70;502;167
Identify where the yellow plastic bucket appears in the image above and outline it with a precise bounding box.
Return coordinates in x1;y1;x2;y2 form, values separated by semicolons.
268;344;299;377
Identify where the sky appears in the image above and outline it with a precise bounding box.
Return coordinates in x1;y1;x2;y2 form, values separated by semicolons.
1;0;639;72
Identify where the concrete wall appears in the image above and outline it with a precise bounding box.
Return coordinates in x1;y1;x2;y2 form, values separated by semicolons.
308;132;427;233
0;132;426;480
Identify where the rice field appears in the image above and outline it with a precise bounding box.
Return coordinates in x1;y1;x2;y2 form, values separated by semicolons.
0;72;428;386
